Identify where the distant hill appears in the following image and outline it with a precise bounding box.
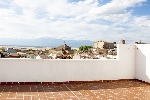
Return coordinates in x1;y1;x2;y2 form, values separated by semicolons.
0;37;94;48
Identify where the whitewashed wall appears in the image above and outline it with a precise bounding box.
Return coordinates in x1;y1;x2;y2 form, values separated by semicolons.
117;44;136;79
0;44;138;82
135;44;150;83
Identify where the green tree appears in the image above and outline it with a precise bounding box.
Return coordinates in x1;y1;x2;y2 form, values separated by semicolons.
79;45;93;52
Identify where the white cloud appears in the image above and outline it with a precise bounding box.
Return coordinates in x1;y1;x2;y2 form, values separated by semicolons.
89;0;146;15
0;0;149;43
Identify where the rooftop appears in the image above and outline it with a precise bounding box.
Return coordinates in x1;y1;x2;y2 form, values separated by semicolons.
0;44;150;99
0;80;149;100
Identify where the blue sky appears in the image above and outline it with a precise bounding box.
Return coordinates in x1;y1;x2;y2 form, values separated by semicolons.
0;0;150;44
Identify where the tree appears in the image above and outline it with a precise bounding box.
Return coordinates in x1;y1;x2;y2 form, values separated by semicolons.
79;45;93;52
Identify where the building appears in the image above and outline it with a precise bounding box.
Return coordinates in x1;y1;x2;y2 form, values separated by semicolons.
9;53;20;58
94;40;114;49
135;40;149;44
7;48;17;55
56;44;74;54
120;39;125;44
57;44;71;51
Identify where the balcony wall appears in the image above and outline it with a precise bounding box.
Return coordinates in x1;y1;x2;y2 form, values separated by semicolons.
135;44;150;83
0;44;149;83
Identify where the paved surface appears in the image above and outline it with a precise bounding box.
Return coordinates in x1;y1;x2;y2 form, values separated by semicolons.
0;80;150;100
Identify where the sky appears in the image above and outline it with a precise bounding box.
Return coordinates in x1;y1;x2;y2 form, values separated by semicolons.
0;0;150;44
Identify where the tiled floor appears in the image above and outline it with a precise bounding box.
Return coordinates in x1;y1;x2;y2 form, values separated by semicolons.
0;80;150;100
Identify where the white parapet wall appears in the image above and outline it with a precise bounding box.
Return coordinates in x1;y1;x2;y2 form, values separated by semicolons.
135;44;150;83
0;44;149;83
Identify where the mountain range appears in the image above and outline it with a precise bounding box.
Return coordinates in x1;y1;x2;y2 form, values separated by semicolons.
0;37;94;48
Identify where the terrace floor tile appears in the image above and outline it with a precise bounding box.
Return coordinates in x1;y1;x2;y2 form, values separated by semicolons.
0;80;149;100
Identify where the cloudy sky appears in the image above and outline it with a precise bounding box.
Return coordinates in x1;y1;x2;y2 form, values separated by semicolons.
0;0;150;44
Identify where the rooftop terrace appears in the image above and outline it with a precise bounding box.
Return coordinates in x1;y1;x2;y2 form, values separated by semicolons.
0;44;150;99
